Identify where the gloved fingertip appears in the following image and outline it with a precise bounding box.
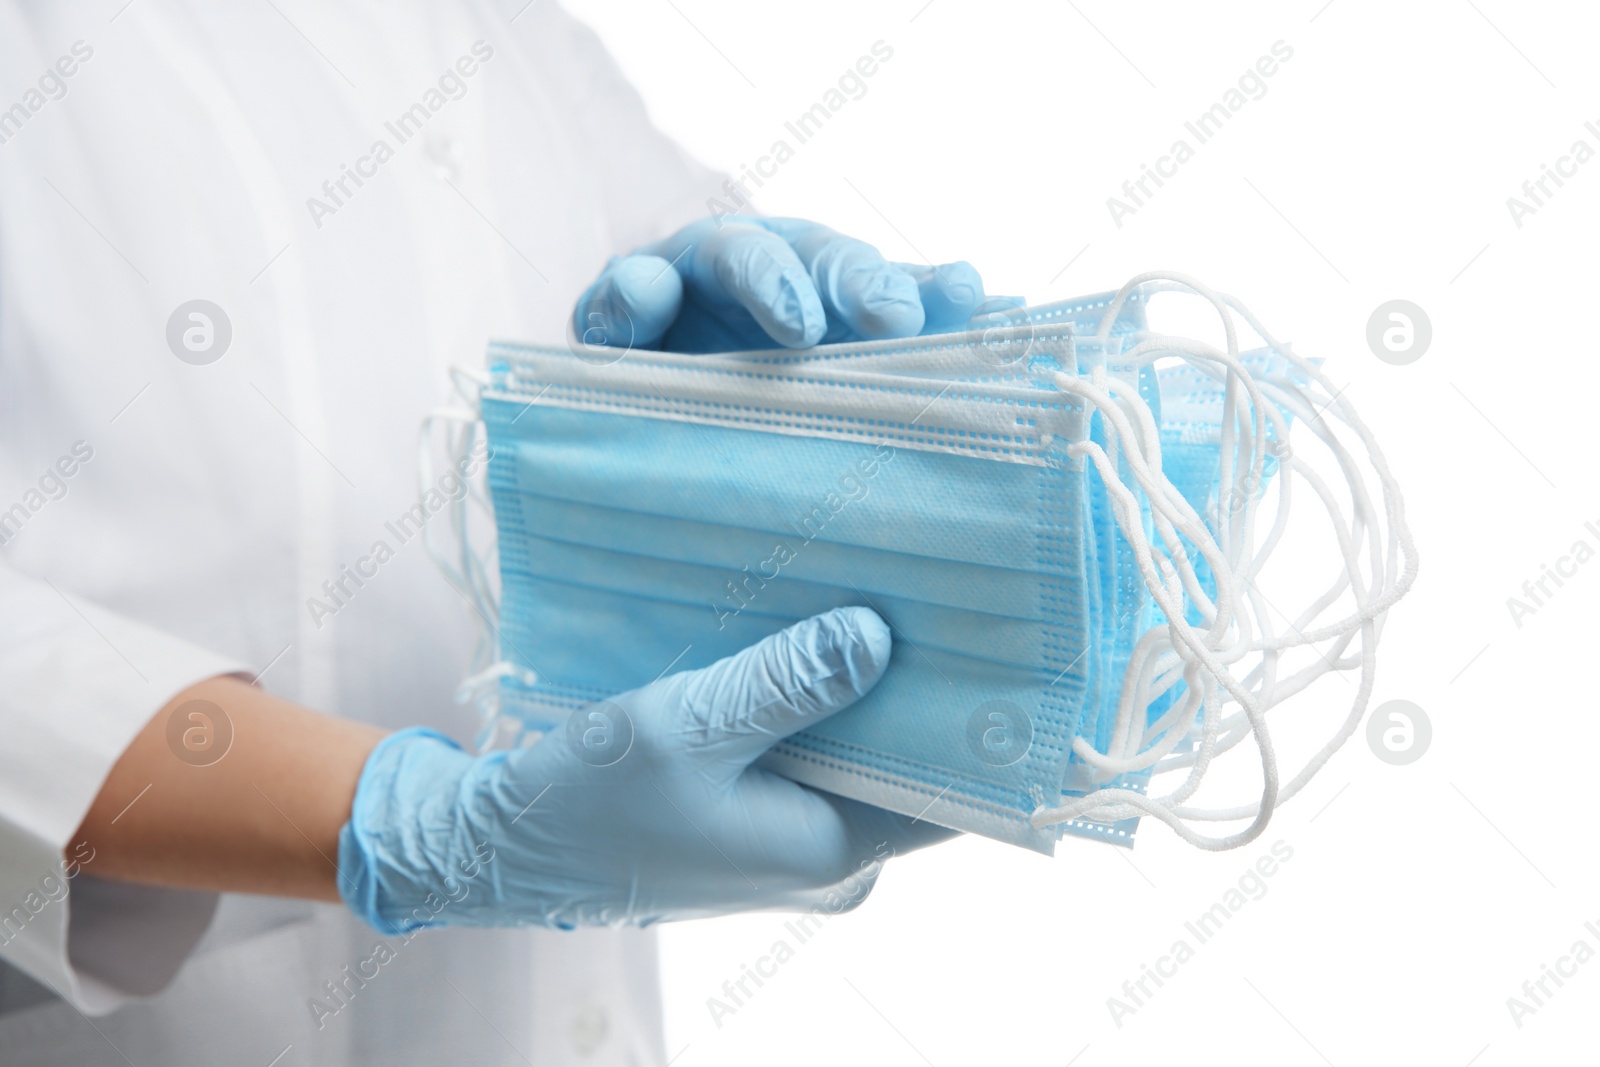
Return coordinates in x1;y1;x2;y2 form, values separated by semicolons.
603;254;684;347
758;606;892;716
840;267;925;340
755;269;826;348
916;260;988;330
612;253;683;302
829;605;892;690
674;606;892;767
699;224;828;348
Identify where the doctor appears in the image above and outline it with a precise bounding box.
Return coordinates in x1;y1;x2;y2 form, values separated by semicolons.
0;3;992;1064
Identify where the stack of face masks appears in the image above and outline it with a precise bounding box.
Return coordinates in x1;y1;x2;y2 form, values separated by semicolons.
426;272;1416;852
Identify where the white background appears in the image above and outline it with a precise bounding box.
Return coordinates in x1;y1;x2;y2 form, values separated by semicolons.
565;0;1600;1063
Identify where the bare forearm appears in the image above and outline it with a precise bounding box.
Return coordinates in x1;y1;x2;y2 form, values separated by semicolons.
70;675;387;902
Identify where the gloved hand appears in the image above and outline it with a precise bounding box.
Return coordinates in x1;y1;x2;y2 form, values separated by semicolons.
337;607;951;932
573;216;1013;354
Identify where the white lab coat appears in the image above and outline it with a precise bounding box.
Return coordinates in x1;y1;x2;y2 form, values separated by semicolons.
0;2;719;1062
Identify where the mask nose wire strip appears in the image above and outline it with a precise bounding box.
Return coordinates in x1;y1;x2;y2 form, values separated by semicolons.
1030;271;1416;849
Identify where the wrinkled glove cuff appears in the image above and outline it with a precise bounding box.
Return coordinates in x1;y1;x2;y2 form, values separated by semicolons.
337;726;472;936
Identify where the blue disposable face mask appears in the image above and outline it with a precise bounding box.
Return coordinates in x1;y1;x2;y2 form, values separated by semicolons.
427;272;1417;852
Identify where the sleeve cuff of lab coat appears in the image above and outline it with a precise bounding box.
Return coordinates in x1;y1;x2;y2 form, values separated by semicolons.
0;569;250;1014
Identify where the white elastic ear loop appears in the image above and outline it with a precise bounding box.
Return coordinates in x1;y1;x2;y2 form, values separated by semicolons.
1065;368;1253;689
1117;334;1273;581
1068;368;1248;646
420;408;495;624
1052;339;1271;834
1030;271;1420;844
1100;369;1232;628
1097;276;1270;550
1156;446;1365;777
1220;286;1418;612
418;366;535;739
1071;406;1234;774
1037;276;1416;842
1047;464;1278;847
1235;372;1398;646
1078;335;1281;665
1068;377;1280;825
1041;365;1282;850
1175;384;1405;819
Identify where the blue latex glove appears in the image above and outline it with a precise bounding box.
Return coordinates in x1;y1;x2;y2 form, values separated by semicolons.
338;607;951;932
573;217;1009;354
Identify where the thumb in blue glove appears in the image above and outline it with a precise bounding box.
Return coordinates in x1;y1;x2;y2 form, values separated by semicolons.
337;607;952;932
572;216;1011;354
